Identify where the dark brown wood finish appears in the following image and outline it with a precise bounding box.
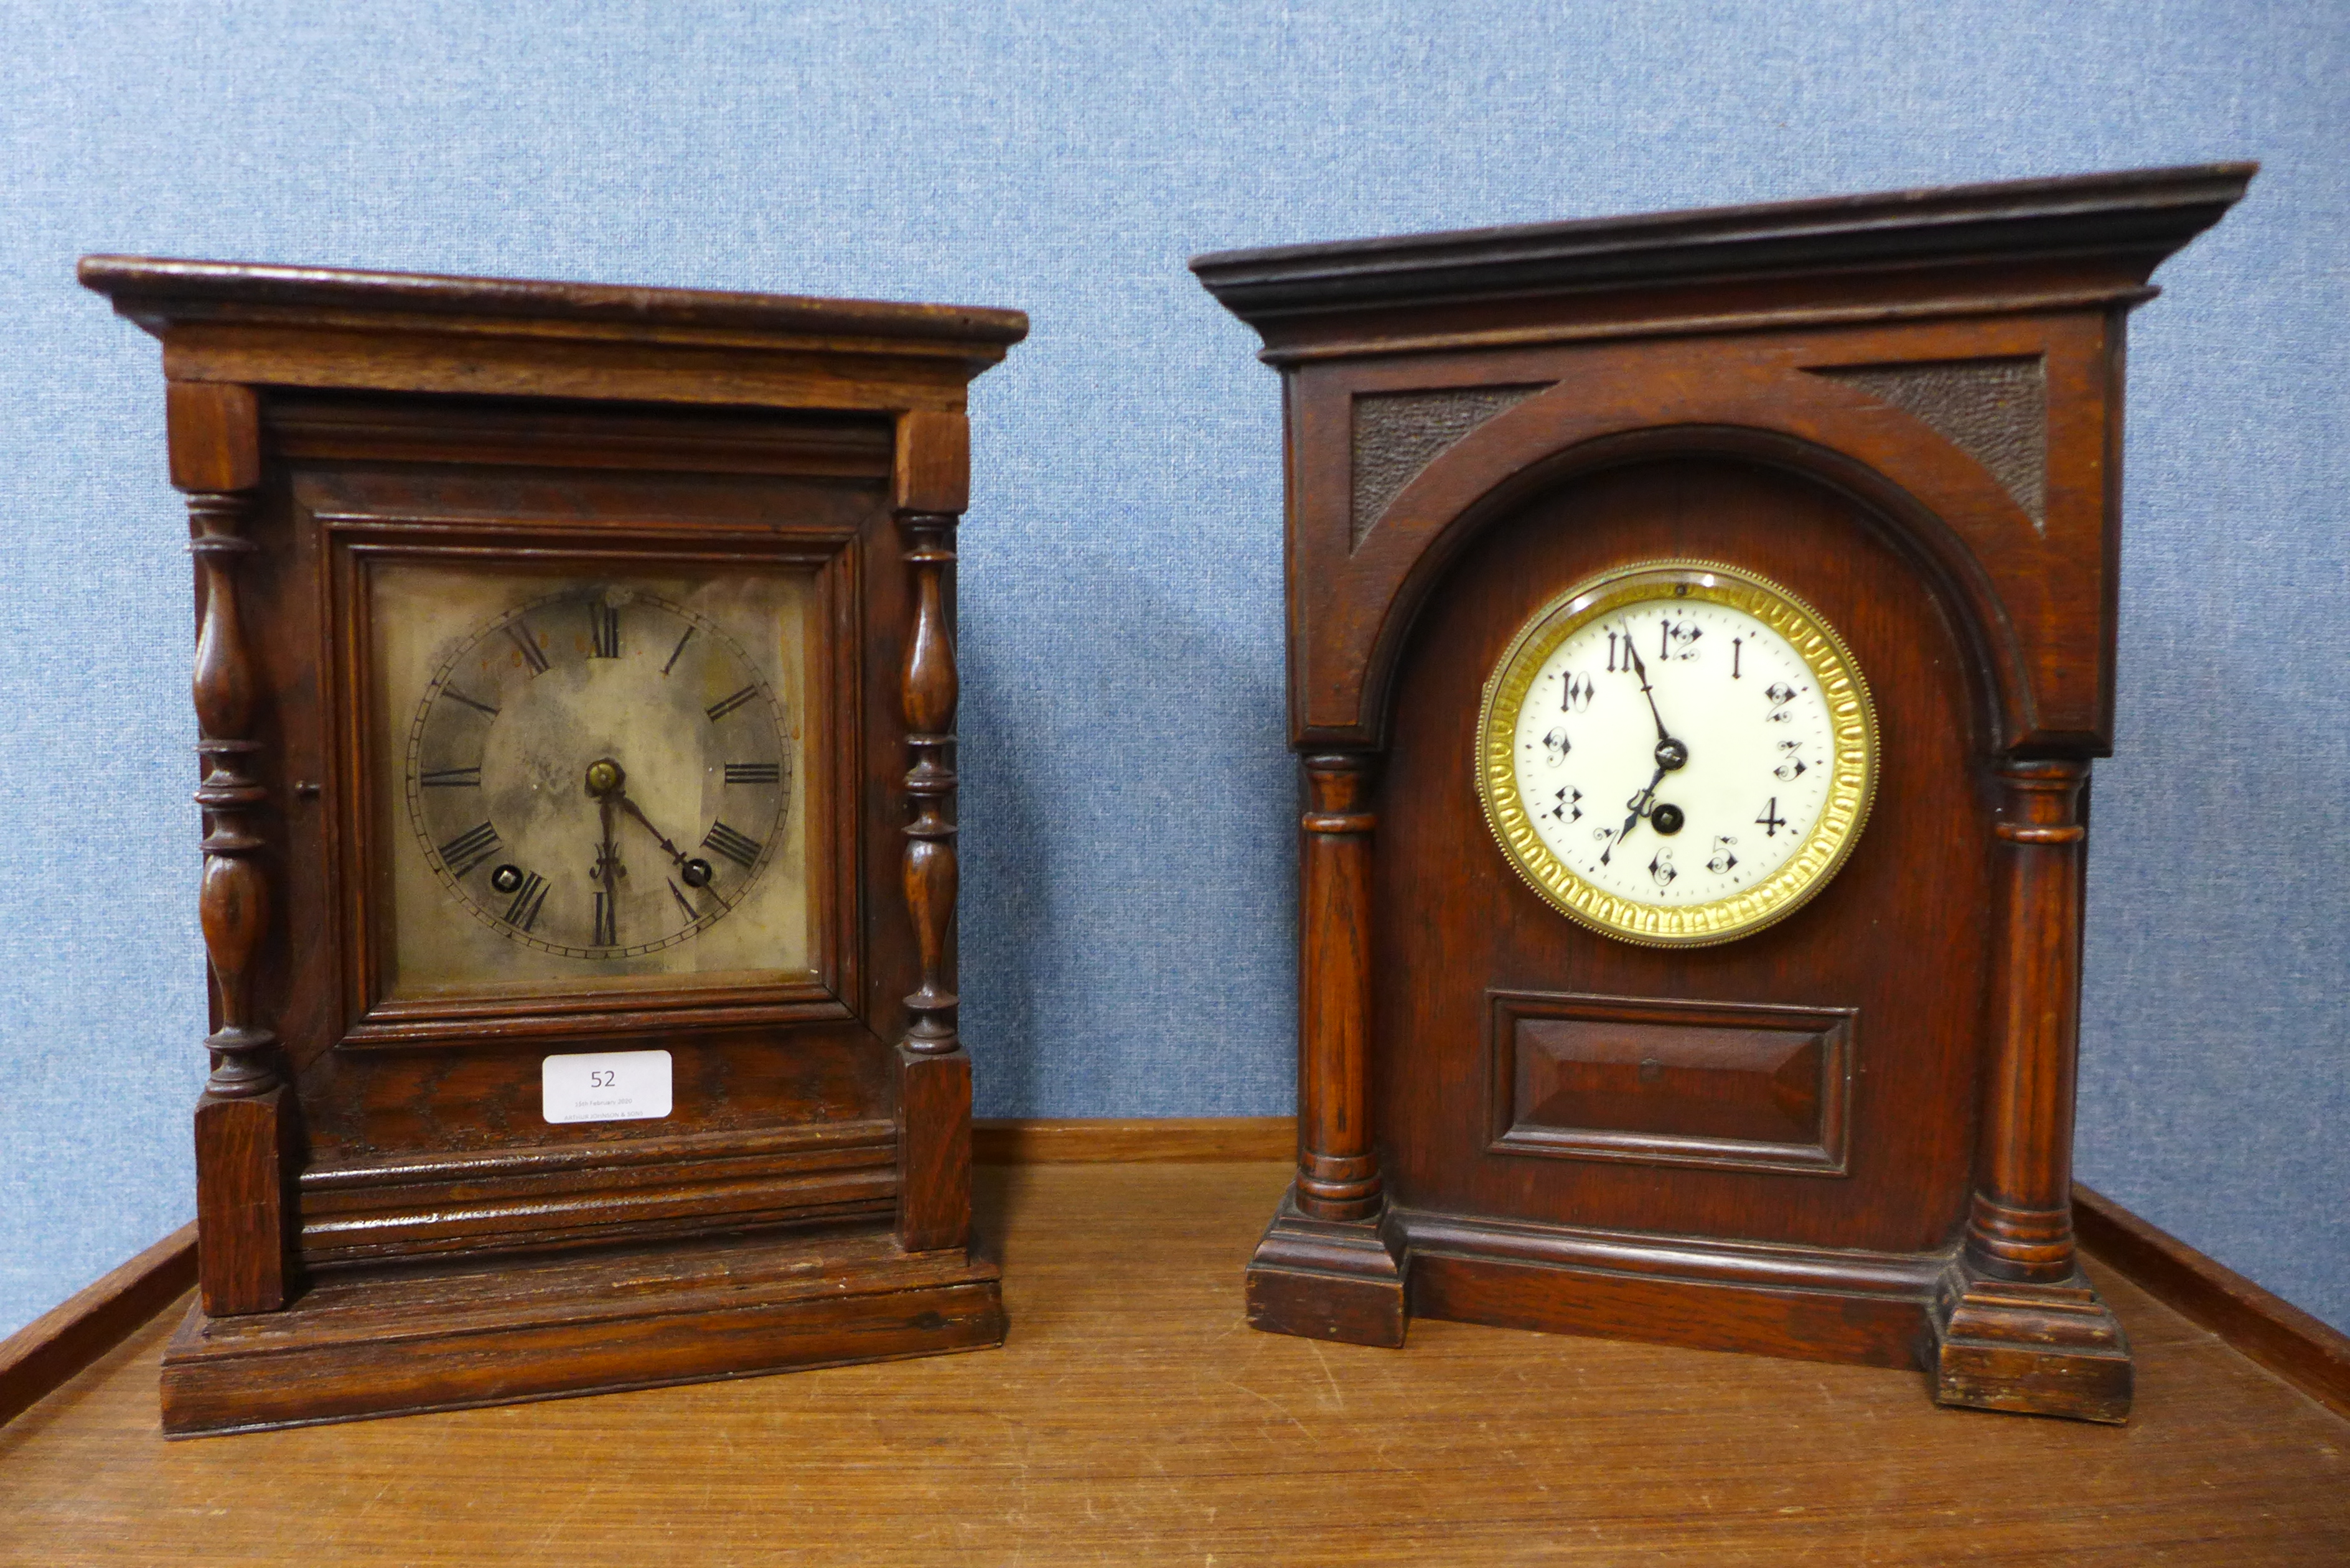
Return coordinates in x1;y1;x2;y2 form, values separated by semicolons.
14;1152;2350;1462
177;382;294;1318
0;1225;196;1429
2074;1182;2350;1421
890;410;973;1255
971;1116;1296;1164
9;1165;2350;1567
81;258;1024;1435
1242;755;1409;1346
1194;165;2254;1420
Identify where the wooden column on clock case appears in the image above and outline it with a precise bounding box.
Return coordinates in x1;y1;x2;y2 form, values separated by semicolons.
83;255;1025;1435
1927;758;2131;1421
1192;163;2254;1418
892;409;972;1254
1244;752;1408;1347
171;380;295;1317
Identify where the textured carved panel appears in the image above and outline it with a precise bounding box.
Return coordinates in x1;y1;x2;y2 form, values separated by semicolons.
1815;357;2047;524
1351;385;1546;547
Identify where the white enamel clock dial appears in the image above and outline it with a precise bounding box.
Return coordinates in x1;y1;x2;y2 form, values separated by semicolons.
1475;560;1878;947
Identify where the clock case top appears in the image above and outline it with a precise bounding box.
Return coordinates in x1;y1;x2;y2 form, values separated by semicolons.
82;256;1025;1434
1195;162;2253;757
1193;164;2253;1423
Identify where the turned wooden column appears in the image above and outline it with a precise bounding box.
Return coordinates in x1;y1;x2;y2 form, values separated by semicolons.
174;382;292;1316
891;411;972;1253
1295;754;1382;1222
1243;749;1403;1345
1966;758;2091;1282
899;510;960;1062
1932;755;2127;1421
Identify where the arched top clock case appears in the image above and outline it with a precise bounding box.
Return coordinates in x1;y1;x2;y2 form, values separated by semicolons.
1194;163;2254;1423
81;256;1026;1436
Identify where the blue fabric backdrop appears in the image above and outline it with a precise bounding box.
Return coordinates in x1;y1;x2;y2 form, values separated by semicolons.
1;0;2342;1337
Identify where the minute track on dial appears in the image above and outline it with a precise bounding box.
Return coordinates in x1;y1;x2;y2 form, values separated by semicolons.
1474;559;1877;948
405;585;790;959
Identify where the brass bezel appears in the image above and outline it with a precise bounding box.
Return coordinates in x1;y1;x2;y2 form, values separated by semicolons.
1474;559;1878;948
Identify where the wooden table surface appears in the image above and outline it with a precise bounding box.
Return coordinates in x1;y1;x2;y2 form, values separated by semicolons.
4;1162;2345;1566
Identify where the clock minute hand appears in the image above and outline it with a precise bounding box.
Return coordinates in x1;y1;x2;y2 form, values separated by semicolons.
612;789;694;872
1620;618;1672;744
1619;617;1693;783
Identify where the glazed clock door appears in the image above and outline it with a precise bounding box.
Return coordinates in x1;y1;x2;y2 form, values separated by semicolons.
289;432;897;1240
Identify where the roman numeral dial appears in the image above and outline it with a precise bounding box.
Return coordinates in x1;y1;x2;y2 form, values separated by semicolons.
404;583;794;961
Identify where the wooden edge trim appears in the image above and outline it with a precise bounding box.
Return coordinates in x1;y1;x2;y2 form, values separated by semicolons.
973;1117;1296;1165
0;1221;197;1429
15;1157;2337;1430
2074;1182;2350;1419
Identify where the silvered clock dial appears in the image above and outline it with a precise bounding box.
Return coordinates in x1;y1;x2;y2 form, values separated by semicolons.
405;587;790;959
1476;559;1878;946
372;563;817;996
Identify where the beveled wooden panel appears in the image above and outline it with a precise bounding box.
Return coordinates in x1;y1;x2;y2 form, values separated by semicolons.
1490;990;1853;1174
1377;456;1990;1254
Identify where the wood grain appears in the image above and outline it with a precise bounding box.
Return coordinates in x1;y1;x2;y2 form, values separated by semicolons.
1189;163;2255;322
4;1164;2346;1566
891;410;970;515
157;1230;1003;1438
1375;459;1991;1254
81;256;1020;1434
971;1116;1294;1163
0;1226;195;1429
1294;755;1381;1221
1195;167;2255;1417
81;255;1029;346
2076;1182;2350;1421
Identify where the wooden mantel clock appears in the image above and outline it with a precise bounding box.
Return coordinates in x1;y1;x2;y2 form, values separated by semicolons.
80;256;1025;1436
1192;163;2254;1422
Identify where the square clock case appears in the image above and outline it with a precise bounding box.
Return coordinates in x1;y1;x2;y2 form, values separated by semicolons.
81;257;1024;1436
1193;164;2253;1422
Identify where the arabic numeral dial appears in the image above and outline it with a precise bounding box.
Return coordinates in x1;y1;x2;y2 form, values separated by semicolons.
1483;563;1877;946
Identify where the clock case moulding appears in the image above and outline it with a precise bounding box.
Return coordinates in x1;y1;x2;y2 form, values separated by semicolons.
1192;162;2254;1423
80;256;1026;1437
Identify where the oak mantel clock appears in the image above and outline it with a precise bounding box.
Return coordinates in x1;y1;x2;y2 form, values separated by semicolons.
1193;163;2254;1422
82;256;1025;1436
